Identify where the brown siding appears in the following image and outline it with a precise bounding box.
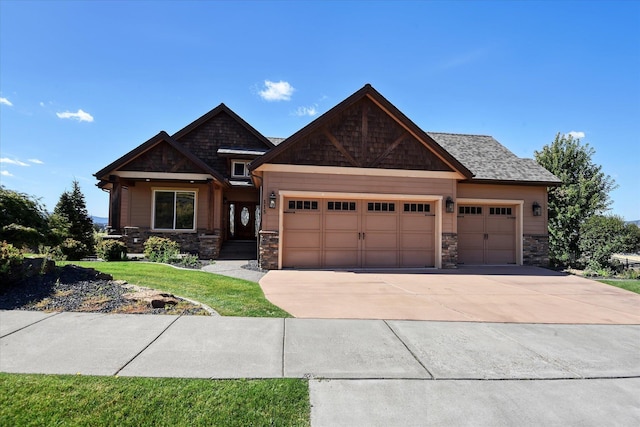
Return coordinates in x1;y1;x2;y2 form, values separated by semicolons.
268;98;453;172
126;182;213;231
262;171;457;232
120;141;204;173
457;183;548;235
177;112;271;178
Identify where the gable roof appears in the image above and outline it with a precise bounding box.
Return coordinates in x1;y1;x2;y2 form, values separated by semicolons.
250;84;474;178
94;131;225;183
427;132;561;185
172;103;275;150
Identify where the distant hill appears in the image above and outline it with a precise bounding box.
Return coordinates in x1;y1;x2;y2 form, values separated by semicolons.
92;216;108;226
627;220;640;226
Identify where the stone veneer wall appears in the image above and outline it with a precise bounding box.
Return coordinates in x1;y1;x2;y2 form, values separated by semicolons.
441;233;458;269
259;231;279;270
114;227;222;260
523;234;550;266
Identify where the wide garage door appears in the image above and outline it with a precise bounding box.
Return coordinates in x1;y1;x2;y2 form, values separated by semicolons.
457;205;516;265
282;198;435;268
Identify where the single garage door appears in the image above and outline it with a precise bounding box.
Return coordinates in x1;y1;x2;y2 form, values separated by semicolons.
457;205;516;265
283;198;435;268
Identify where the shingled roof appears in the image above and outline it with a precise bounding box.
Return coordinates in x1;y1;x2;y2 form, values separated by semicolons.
427;132;561;185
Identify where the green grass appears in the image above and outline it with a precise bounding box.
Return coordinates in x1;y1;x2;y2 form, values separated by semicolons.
59;261;290;318
0;373;309;426
598;279;640;294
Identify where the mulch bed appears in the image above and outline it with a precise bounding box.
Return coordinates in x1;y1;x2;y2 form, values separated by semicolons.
0;265;210;315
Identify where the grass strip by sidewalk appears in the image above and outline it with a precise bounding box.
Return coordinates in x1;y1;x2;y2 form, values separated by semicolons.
0;373;309;427
59;261;291;318
598;279;640;294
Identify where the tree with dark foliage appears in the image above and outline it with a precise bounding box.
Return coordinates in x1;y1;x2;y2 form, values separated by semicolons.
51;180;95;260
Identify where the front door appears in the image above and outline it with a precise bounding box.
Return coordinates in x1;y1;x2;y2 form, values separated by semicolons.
229;202;257;240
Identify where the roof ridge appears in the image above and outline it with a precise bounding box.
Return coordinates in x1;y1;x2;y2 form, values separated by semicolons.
427;131;494;138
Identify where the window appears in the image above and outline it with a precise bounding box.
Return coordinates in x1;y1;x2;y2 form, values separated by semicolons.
327;201;357;211
367;202;395;212
403;203;431;213
153;190;196;230
231;161;250;178
490;207;513;216
458;206;483;215
287;200;319;210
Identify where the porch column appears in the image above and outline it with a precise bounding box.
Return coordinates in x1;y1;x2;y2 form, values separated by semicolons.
108;175;121;231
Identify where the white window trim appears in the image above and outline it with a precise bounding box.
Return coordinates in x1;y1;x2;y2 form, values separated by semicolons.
151;188;198;232
231;160;251;178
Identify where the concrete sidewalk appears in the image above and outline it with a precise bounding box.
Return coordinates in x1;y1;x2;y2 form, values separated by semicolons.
2;310;639;425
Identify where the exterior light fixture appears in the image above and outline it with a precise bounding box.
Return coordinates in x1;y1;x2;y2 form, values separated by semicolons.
445;196;455;213
269;191;277;209
532;201;542;216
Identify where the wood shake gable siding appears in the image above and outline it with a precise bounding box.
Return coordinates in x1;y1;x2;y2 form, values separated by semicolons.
264;97;455;172
120;140;207;174
175;109;274;177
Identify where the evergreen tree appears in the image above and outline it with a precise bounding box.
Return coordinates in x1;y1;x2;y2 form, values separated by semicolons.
535;133;616;267
52;180;95;259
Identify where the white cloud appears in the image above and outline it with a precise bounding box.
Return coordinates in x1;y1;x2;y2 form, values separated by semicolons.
0;157;29;166
28;158;44;164
258;80;295;101
1;170;14;177
294;105;319;117
567;131;585;139
56;109;94;122
0;97;13;106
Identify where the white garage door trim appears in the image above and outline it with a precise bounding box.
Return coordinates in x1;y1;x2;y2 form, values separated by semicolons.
278;190;443;269
457;198;524;265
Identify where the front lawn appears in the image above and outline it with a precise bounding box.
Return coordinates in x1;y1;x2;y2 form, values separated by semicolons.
59;261;290;318
0;373;309;426
598;279;640;295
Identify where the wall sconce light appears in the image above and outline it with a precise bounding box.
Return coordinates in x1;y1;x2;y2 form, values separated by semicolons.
445;197;455;213
269;191;277;209
532;201;542;216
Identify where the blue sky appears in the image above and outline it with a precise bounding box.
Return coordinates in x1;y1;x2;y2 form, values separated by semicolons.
1;1;638;220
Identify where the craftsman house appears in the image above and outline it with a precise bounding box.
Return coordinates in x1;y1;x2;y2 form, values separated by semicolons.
95;84;560;269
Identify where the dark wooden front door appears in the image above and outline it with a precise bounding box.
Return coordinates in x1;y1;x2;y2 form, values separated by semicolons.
230;202;257;240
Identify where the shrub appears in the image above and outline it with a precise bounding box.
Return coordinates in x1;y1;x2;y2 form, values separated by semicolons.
57;238;90;261
179;253;200;268
143;236;179;263
0;241;25;286
96;239;127;261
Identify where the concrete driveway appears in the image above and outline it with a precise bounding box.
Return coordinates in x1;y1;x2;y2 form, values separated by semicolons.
259;266;640;324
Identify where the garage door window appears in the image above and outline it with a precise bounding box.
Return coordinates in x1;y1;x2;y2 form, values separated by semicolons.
489;207;512;216
288;200;319;210
327;201;357;211
367;202;395;212
404;203;431;213
459;206;483;215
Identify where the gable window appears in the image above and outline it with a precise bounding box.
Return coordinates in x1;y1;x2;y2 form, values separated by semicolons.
231;161;251;178
153;190;196;230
